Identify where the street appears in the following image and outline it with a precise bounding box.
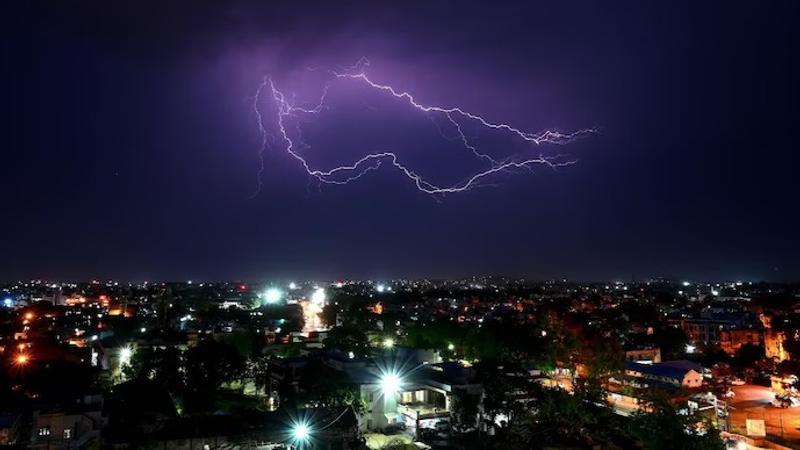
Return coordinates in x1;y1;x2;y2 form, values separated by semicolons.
728;385;800;446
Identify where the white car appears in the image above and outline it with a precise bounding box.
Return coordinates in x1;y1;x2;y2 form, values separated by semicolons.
722;389;736;398
771;394;800;408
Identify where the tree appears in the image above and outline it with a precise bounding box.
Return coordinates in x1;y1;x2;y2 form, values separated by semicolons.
628;395;725;450
324;324;372;358
184;340;245;404
123;346;185;393
653;326;689;360
450;389;480;432
731;343;763;369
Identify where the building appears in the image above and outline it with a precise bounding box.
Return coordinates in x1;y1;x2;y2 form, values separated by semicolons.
30;395;104;449
764;330;789;361
624;361;703;389
625;347;662;364
354;361;481;437
719;329;762;355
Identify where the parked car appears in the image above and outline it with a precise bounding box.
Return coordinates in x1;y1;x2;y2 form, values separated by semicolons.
771;394;800;408
722;389;735;398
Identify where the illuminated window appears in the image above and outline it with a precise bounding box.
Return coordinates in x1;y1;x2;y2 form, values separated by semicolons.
63;429;71;439
38;427;50;436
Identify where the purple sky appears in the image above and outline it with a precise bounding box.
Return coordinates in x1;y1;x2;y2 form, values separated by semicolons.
2;1;799;281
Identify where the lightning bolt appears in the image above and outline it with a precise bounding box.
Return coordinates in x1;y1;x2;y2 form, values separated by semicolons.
252;58;594;197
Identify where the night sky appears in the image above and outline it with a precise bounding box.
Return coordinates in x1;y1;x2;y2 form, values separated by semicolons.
2;1;798;282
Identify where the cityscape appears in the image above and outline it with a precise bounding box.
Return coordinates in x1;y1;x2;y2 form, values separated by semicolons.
2;1;799;450
1;279;799;449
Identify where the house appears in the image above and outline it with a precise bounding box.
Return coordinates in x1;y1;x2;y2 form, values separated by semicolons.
30;395;104;450
352;361;481;437
624;360;703;389
719;329;762;355
624;347;662;364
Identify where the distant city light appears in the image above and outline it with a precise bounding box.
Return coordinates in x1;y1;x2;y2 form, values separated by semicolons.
711;289;719;296
685;344;696;354
264;287;283;304
682;281;691;287
3;298;12;308
376;284;386;293
383;338;394;348
347;351;355;359
311;288;326;305
140;327;146;333
289;282;298;290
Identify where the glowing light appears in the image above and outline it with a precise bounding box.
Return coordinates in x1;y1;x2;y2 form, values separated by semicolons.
376;284;386;293
24;312;34;320
292;423;310;442
685;344;696;354
310;288;326;305
380;372;402;396
252;59;593;196
15;354;29;365
348;351;355;359
264;288;283;304
289;282;298;290
383;338;395;348
447;343;455;351
3;298;12;308
119;346;133;365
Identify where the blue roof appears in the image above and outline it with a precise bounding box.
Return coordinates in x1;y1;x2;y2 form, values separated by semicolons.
625;361;693;380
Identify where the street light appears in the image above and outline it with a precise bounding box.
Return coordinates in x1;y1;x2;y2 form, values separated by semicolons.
383;338;395;349
15;353;29;366
120;346;133;365
293;423;309;440
380;372;401;396
291;421;312;446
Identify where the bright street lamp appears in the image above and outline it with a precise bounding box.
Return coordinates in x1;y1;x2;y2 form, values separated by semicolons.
291;421;312;445
120;346;133;365
380;372;401;396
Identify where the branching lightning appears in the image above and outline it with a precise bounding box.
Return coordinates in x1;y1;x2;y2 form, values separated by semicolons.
252;58;594;197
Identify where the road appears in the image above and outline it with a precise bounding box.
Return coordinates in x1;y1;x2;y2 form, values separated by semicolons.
727;384;800;446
